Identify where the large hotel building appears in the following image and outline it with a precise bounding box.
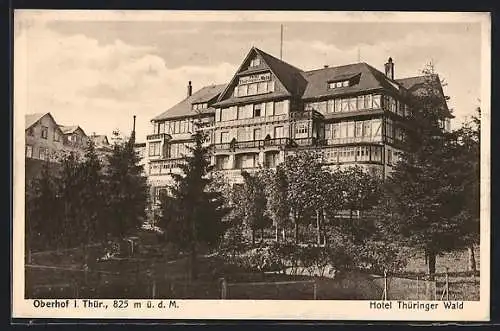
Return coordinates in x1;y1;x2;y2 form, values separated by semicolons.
146;47;451;202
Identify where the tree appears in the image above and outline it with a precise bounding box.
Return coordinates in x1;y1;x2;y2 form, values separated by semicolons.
281;151;324;244
337;166;382;244
382;64;466;277
159;131;229;280
261;167;290;242
58;151;85;249
105;135;149;240
78;141;107;263
239;170;268;245
25;160;61;255
452;108;481;272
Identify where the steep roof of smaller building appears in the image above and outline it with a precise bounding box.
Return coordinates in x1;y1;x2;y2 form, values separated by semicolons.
152;84;226;121
90;134;110;146
25;113;49;130
58;125;79;134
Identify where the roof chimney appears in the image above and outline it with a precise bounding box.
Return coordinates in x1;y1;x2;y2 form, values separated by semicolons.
324;65;329;68
187;81;192;97
384;57;394;80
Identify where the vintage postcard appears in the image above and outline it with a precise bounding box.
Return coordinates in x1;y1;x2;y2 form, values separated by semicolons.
12;10;491;321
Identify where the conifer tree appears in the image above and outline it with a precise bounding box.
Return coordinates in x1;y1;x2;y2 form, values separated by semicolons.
382;64;466;277
159;131;229;280
105;134;149;240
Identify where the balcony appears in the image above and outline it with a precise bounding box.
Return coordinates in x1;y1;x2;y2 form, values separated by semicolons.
214;114;288;128
211;137;327;152
212;137;290;152
146;133;171;141
149;158;187;175
327;135;383;146
290;109;324;121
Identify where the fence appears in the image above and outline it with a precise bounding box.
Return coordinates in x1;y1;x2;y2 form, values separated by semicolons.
376;268;479;301
220;277;318;300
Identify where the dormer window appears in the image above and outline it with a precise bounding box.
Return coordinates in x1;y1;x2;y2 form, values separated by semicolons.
328;80;350;89
192;103;208;111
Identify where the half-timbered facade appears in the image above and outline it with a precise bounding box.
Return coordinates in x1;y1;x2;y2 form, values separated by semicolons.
146;47;452;197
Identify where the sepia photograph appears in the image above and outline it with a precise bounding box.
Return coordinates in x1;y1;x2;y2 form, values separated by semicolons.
12;10;490;320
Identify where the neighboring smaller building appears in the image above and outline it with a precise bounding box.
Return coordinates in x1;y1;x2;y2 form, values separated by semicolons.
58;125;90;153
25;113;66;162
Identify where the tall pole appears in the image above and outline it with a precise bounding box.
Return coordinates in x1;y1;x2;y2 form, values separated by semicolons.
280;24;283;60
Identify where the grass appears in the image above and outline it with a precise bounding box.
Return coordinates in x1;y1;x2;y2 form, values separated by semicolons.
25;231;480;300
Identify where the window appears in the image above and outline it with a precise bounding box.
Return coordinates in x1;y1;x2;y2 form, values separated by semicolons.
53;130;60;142
221;132;229;143
363;121;372;137
387;149;393;165
38;147;48;160
215;108;221;122
257;82;267;93
336;82;342;88
248;83;258;95
357;96;364;110
274;126;284;138
342;81;349;87
364;94;372;109
238;104;252;119
341;99;349;112
250;57;261;67
347;122;355;137
215;155;230;170
355;122;362;137
253;128;261;140
26;145;33;158
149;142;161;156
254;105;262;117
235;154;257;169
327;99;335;113
347;98;356;111
237;128;246;141
331;124;339;139
296;124;308;134
265;152;279;168
274;101;285;116
41;126;48;139
372;94;381;108
265;102;274;116
221;106;237;121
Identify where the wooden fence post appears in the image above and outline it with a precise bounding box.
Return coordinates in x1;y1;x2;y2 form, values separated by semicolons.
416;276;419;300
313;281;317;300
382;269;388;301
152;279;156;299
221;278;227;299
445;268;449;301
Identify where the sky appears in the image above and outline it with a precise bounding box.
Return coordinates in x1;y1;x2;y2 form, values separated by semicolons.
15;11;486;143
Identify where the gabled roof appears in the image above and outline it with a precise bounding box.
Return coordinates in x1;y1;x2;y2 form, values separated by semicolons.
396;74;452;117
301;62;402;100
215;47;308;106
58;125;88;138
152;84;226;121
58;125;79;134
255;48;307;96
90;134;109;146
25;112;57;130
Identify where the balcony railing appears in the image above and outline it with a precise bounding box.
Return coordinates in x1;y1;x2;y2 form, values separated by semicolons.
327;135;382;145
212;137;327;152
149;158;187;175
146;133;170;141
214;114;288;128
290;109;324;121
